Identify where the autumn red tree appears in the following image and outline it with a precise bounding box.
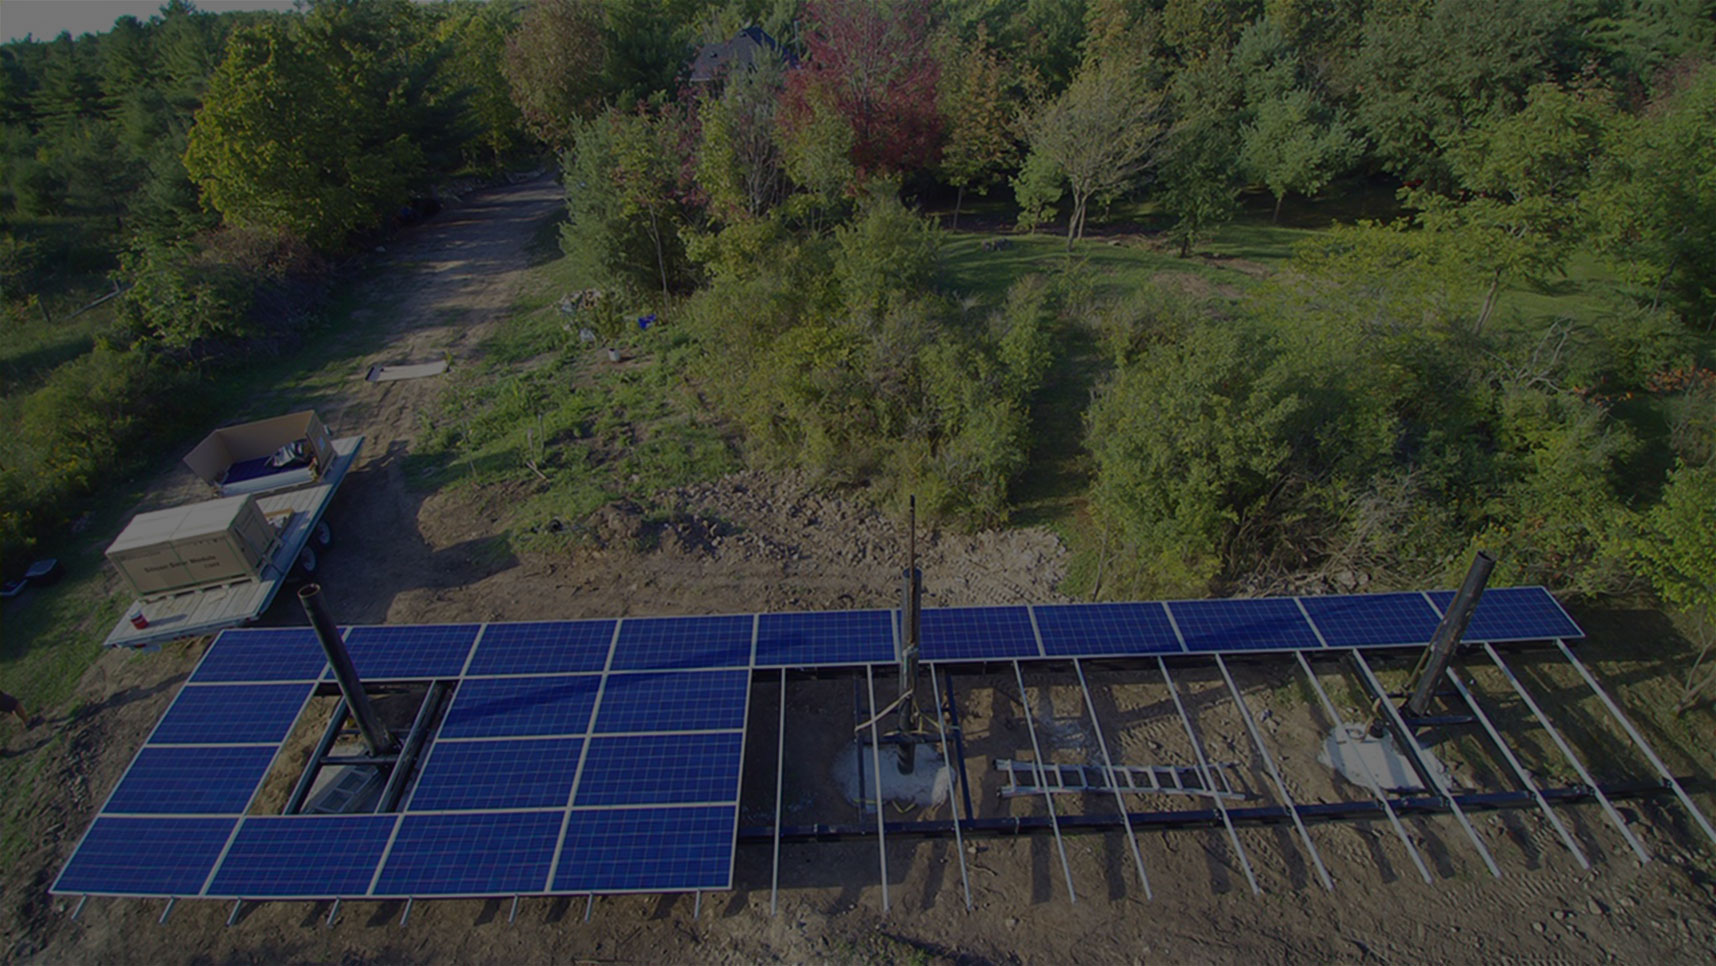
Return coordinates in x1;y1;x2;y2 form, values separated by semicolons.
780;0;942;182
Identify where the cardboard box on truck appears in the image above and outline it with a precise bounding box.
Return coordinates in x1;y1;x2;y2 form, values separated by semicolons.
183;411;335;496
106;494;279;597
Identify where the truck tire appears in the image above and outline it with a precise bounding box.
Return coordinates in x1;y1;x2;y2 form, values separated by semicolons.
314;521;333;548
295;545;318;578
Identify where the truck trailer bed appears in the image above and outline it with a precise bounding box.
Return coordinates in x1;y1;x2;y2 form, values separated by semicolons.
101;435;364;649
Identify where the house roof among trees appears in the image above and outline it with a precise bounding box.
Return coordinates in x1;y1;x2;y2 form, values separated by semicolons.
689;26;792;83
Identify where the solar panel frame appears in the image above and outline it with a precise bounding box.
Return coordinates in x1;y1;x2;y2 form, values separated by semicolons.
920;606;1040;661
1033;601;1183;657
574;732;745;807
1299;592;1446;648
103;745;279;816
1425;586;1585;642
609;614;754;671
52;816;238;896
592;670;750;734
147;682;315;746
406;737;585;812
753;609;897;667
190;627;327;683
204;814;398;899
371;810;565;897
1167;597;1324;652
437;674;602;739
340;623;481;680
464;619;617;676
551;805;738;893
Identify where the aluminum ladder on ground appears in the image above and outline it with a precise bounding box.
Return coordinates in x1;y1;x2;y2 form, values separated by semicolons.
994;759;1245;801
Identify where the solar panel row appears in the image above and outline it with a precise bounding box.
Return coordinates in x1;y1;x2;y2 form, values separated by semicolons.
56;807;738;898
185;587;1582;686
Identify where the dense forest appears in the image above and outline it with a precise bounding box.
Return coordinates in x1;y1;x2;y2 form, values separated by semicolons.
2;0;1712;625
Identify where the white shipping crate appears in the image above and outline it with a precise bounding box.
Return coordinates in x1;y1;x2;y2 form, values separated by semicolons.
107;494;279;598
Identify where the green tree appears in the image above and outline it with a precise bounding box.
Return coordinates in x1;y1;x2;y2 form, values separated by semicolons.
1591;65;1716;326
696;49;787;222
1414;82;1617;331
1240;87;1362;222
29;33;100;137
1087;320;1300;595
1159;54;1243;256
1634;461;1716;712
431;0;529;172
502;0;606;149
184;1;448;250
934;26;1018;228
776;84;855;228
1021;57;1165;248
562;105;692;306
832;184;942;321
1350;0;1576;185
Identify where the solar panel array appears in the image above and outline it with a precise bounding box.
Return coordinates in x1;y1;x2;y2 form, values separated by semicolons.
56;618;753;900
55;587;1583;901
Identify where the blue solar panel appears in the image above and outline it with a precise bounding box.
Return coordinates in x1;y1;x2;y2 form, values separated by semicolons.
408;737;583;811
1168;598;1322;651
149;683;312;745
341;624;480;679
53;816;236;895
1034;602;1181;657
192;628;326;683
575;732;744;807
1428;586;1584;642
754;609;895;667
439;675;600;739
465;620;615;676
594;670;749;733
553;805;735;892
1300;592;1444;647
373;811;562;897
920;606;1039;661
105;745;276;815
205;815;396;898
610;614;753;670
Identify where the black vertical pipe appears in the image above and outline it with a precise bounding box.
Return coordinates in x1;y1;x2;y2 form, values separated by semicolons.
898;497;922;772
299;584;396;756
1404;551;1495;720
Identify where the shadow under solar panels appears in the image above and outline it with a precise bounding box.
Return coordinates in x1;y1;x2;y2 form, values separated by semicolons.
373;810;563;897
1427;586;1584;642
1298;592;1443;648
553;805;736;892
1168;597;1322;651
754;609;895;667
1034;601;1180;657
53;816;236;896
205;814;396;898
465;619;615;675
148;682;313;745
920;606;1039;661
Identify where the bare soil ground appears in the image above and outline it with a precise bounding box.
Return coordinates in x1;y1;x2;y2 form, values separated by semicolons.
6;176;1716;965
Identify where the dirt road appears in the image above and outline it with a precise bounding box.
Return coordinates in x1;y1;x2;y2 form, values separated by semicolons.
8;174;1716;965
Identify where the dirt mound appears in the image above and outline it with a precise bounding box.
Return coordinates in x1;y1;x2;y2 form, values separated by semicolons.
379;469;1069;626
